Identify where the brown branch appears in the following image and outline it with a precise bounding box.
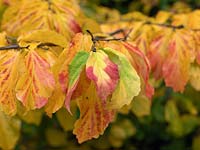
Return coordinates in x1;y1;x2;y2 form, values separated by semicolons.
0;43;56;51
0;44;28;50
144;21;184;29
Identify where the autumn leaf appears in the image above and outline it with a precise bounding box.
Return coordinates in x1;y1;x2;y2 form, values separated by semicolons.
73;83;115;143
0;50;20;115
162;29;195;92
129;23;154;53
86;50;119;102
18;29;69;48
45;82;65;117
102;47;141;109
15;48;55;110
147;28;173;79
148;28;195;92
49;33;92;114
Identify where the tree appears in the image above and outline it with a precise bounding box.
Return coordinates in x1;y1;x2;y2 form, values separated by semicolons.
0;0;200;149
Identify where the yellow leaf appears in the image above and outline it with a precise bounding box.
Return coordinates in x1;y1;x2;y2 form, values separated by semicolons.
0;111;21;150
56;101;77;131
0;50;21;116
18;30;69;48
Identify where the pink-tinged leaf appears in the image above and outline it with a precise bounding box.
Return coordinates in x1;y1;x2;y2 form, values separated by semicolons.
86;50;119;101
123;42;154;98
162;29;195;92
0;51;20;116
102;47;141;109
73;83;115;143
148;28;173;79
15;49;55;110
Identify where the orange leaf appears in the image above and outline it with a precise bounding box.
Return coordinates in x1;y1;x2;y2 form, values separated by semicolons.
0;50;20;115
148;28;173;79
162;29;195;92
73;82;115;143
15;49;55;110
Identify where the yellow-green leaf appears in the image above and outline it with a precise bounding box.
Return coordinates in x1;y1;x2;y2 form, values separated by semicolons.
103;47;141;109
0;111;21;150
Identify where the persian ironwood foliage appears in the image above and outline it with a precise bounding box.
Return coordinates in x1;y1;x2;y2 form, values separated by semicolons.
1;0;200;149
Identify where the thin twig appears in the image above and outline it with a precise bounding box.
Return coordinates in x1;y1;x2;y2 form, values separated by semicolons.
109;29;125;36
86;30;97;52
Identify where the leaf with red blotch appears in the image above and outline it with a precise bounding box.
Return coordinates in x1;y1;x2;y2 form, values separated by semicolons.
101;41;153;98
123;42;154;98
15;48;55;110
102;47;141;109
162;29;195;92
0;50;20;116
73;83;115;143
86;50;119;102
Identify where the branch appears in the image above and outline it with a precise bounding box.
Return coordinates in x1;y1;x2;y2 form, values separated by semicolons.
145;21;184;29
0;43;56;51
0;44;27;50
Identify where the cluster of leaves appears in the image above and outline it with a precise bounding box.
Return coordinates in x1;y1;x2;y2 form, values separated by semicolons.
0;0;200;149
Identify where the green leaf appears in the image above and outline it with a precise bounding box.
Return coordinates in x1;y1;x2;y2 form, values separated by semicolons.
65;51;89;111
68;51;89;87
102;47;141;109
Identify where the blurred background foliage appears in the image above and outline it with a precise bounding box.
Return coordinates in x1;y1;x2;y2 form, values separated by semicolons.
15;85;200;150
80;0;200;15
1;0;200;150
